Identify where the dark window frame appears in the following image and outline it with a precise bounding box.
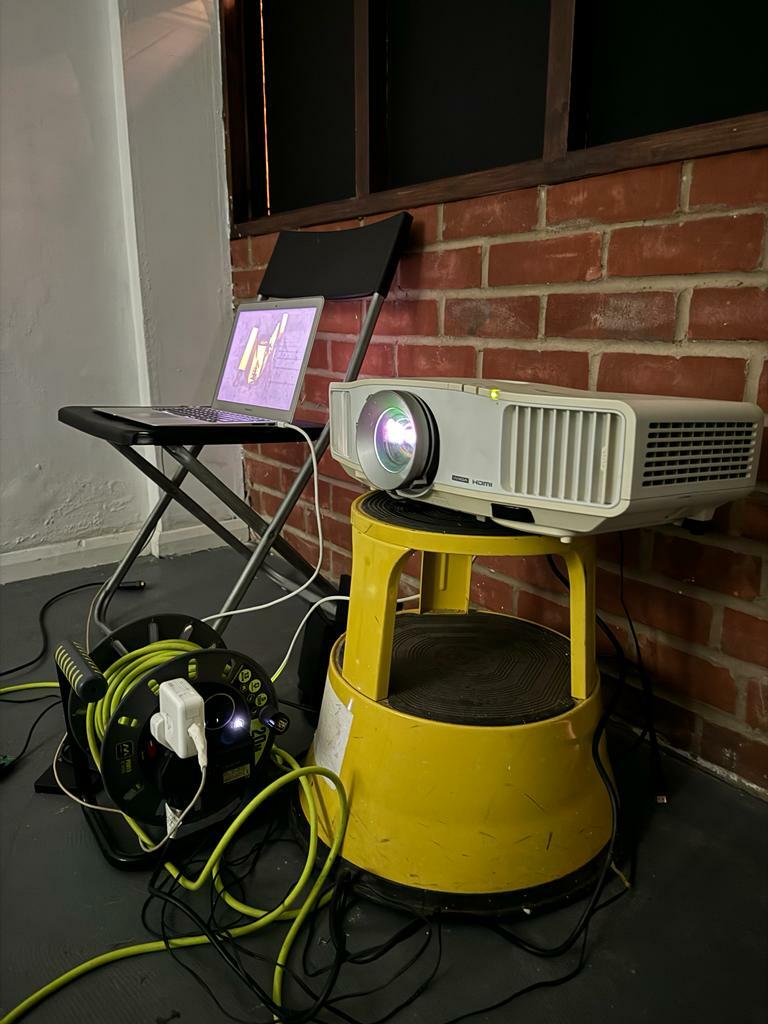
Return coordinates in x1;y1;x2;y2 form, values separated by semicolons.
221;0;768;238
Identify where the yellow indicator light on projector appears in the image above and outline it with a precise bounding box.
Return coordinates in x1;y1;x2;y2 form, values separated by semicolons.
489;388;500;400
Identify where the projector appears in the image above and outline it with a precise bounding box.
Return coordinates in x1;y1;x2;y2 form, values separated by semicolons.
329;378;763;537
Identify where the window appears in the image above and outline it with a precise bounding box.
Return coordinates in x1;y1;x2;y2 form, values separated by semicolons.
220;0;768;235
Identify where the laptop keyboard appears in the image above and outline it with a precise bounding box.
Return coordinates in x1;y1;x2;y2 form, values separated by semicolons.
158;406;274;424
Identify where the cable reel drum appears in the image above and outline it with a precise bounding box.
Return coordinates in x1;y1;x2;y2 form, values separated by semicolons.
57;614;288;834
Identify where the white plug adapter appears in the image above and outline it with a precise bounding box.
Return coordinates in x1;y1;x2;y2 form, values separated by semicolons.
150;678;206;760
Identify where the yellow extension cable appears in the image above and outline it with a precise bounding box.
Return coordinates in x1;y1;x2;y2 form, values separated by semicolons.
0;645;348;1024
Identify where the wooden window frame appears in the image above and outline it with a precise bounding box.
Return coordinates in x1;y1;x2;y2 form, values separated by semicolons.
221;0;768;238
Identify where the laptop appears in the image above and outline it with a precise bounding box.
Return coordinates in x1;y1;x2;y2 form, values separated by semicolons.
98;296;325;427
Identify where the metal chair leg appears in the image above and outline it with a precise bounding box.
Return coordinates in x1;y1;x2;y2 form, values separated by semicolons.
92;445;203;638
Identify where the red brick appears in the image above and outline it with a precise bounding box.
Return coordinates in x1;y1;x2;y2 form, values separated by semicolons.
331;548;353;579
595;531;645;568
301;372;335;408
746;679;768;732
476;554;564;594
298;476;331;513
597;353;746;400
399;247;482;290
443;189;538;239
330;480;365;517
741;496;768;543
372;299;438;337
517;591;570;634
307;338;329;370
320;515;352;551
470;572;515;614
329;339;395;376
607;214;764;277
482;348;589;388
318;300;363;335
547;163;681;225
396;343;476;377
689;149;768;209
259;491;306;532
652;533;762;600
638;637;737;713
409;205;439;247
250;232;278;266
444;297;539;339
283;526;320;567
233;269;262;300
230;238;250;269
596;568;712;644
244;441;309;467
517;590;627;656
489;233;602;286
319;450;356;482
243;456;283;491
721;608;768;668
688;288;768;341
700;721;768;789
546;291;676;341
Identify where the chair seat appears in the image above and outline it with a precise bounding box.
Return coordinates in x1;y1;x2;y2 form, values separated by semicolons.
58;407;324;446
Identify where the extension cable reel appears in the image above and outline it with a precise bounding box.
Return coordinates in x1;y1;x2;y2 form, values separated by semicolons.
57;614;289;860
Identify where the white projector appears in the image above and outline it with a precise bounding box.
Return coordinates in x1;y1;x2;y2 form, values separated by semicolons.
328;378;763;537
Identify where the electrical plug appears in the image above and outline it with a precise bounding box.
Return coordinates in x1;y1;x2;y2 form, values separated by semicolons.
150;678;207;764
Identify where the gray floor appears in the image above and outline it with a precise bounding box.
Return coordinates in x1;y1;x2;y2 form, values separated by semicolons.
1;549;766;1024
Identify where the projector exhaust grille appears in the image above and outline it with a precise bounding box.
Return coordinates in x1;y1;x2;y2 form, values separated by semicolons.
642;421;759;487
506;406;624;506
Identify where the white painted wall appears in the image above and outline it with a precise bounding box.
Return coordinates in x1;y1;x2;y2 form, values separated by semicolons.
0;0;149;574
0;0;241;581
120;0;241;534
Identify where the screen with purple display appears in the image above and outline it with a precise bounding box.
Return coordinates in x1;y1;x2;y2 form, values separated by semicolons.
216;306;318;410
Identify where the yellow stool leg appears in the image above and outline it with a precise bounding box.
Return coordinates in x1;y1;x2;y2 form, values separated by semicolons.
419;552;472;613
342;527;410;701
562;540;597;700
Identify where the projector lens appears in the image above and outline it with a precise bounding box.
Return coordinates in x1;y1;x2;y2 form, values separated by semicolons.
374;407;417;473
356;389;438;492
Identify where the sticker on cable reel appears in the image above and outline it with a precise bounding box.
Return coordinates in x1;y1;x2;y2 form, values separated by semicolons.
223;763;251;784
313;677;353;786
115;740;134;774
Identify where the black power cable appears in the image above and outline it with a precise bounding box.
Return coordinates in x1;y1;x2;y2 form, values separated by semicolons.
546;550;668;801
0;578;145;678
0;699;61;779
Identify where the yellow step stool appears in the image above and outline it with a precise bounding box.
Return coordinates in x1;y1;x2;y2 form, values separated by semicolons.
303;492;613;912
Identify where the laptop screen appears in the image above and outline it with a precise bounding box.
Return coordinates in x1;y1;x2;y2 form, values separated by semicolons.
215;303;320;412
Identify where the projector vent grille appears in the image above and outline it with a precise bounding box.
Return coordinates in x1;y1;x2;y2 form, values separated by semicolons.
642;421;758;487
506;406;624;506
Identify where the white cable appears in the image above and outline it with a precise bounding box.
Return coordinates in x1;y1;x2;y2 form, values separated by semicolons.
271;592;420;682
203;422;323;623
53;728;207;853
52;734;124;816
140;720;208;853
138;765;207;853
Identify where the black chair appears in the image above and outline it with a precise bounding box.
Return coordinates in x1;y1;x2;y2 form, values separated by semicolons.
59;213;413;640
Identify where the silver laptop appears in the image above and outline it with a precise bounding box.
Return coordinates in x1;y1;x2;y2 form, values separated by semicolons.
98;296;325;427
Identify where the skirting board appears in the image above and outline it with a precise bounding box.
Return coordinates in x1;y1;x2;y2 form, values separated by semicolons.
0;519;250;585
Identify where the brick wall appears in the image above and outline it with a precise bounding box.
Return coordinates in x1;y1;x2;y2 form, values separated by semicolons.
232;148;768;794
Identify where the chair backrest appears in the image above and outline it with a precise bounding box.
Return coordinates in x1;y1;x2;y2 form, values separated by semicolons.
258;213;413;301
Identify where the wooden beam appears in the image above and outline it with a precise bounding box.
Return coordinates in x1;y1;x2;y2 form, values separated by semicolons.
353;0;371;197
542;0;576;162
233;110;768;237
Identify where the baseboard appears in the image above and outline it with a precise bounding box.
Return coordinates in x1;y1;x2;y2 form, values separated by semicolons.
154;520;249;558
0;519;249;585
